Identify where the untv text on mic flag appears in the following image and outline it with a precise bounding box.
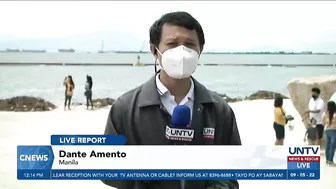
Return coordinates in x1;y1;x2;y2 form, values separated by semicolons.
17;135;320;180
165;105;194;142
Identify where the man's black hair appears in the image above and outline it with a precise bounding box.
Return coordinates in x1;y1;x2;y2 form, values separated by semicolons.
149;11;205;52
311;87;321;94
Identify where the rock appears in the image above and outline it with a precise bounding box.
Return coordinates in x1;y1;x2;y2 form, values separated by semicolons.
245;90;289;100
0;96;57;112
287;75;336;129
214;92;243;103
214;90;287;103
92;98;115;108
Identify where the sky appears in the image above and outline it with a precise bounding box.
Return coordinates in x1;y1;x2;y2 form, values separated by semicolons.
0;1;336;52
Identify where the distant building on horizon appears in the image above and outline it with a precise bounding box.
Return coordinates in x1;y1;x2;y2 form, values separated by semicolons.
4;49;20;52
0;49;46;53
58;48;75;53
21;49;46;53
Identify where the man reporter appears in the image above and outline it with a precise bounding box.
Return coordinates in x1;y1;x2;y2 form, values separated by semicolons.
102;11;241;189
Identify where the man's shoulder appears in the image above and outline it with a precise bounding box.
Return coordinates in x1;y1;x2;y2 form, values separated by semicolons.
318;98;324;103
309;98;315;106
112;85;143;107
309;98;314;103
205;89;232;111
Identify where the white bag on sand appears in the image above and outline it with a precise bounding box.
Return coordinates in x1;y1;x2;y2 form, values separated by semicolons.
285;114;295;131
288;120;294;131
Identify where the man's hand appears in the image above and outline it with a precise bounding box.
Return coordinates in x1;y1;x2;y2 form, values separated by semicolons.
302;111;310;121
302;113;309;122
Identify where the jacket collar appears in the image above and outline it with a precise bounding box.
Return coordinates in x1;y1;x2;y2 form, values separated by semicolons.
138;74;216;108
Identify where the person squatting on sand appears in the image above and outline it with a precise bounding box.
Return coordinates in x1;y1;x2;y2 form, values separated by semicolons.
303;126;318;145
84;75;93;110
322;101;336;166
63;75;75;110
273;96;287;145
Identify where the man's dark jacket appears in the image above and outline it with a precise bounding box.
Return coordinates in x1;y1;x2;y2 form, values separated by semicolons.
102;75;241;189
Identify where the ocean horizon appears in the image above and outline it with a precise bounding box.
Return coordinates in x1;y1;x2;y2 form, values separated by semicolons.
1;52;336;66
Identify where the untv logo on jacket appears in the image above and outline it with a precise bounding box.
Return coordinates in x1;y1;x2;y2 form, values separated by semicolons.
203;128;215;139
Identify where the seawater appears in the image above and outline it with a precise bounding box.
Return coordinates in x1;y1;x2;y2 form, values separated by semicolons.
1;52;336;65
0;65;335;106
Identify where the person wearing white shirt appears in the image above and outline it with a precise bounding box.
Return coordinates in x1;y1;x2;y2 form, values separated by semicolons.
305;87;325;145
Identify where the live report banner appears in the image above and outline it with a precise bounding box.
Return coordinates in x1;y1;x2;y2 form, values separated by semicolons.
17;135;320;180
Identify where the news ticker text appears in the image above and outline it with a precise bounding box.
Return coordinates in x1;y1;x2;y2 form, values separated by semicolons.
18;169;319;180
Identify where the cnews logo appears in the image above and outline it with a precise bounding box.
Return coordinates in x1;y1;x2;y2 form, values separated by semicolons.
19;154;48;161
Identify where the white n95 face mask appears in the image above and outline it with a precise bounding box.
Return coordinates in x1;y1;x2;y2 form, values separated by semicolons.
156;45;199;79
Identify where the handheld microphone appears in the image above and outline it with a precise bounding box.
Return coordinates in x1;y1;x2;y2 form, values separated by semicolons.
165;105;194;142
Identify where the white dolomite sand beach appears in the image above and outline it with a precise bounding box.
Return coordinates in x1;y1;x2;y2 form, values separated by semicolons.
0;99;335;189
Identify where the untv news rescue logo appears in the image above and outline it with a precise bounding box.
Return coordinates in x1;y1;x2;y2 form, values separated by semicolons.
203;128;215;139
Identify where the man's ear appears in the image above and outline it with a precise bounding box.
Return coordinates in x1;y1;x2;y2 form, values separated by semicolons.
150;44;158;59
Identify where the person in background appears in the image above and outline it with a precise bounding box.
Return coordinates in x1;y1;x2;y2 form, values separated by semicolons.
85;75;93;110
304;87;325;145
303;126;317;145
64;75;75;110
322;101;336;166
273;96;286;145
